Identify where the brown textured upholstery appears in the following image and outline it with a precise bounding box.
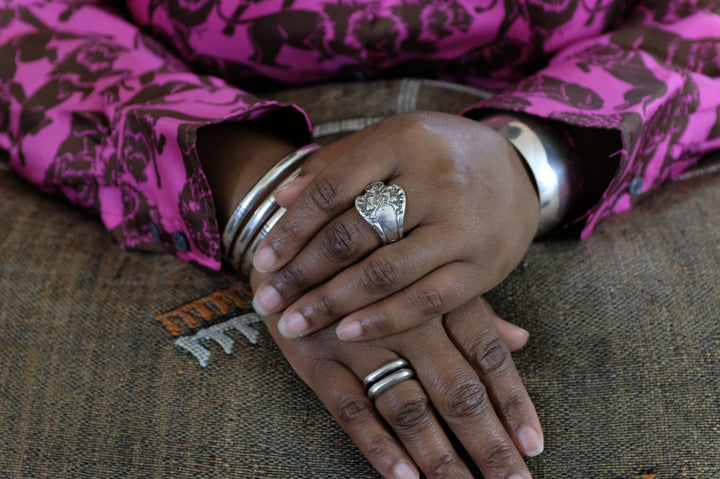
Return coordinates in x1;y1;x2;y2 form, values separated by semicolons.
1;80;718;478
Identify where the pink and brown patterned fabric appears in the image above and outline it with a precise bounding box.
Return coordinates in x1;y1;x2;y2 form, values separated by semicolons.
1;0;719;271
1;79;719;478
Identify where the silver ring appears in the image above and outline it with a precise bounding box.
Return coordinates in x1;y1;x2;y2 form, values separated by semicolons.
355;182;406;245
363;359;409;389
367;369;415;401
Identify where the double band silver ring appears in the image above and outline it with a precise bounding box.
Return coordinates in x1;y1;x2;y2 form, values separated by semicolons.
363;358;415;401
355;182;406;245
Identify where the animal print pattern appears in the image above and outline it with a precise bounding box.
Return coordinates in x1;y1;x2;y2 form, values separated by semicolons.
0;0;718;269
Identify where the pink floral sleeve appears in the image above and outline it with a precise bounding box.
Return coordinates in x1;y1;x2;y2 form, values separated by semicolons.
0;1;311;270
2;0;719;271
464;0;720;237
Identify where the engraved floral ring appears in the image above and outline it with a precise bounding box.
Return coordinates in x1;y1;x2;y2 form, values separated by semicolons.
355;182;407;245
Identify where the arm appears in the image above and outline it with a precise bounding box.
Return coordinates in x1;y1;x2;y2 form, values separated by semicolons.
250;1;720;340
465;1;720;238
0;1;311;270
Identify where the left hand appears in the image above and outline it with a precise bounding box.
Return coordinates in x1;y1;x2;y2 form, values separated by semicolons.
251;111;539;341
254;271;543;478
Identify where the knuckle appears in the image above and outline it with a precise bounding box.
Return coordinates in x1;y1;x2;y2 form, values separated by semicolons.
427;453;460;479
443;381;490;420
308;175;342;213
312;293;337;319
335;396;373;427
482;443;516;470
499;393;529;421
387;396;432;433
321;220;359;262
360;256;399;295
470;335;512;376
415;288;446;317
271;220;300;247
317;294;336;316
276;262;306;291
364;434;397;461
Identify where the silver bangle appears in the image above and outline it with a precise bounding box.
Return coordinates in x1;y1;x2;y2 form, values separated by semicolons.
228;168;300;271
222;143;319;261
480;114;578;237
239;206;287;278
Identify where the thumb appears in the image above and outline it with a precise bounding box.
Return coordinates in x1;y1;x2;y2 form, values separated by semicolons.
275;121;383;208
274;146;332;208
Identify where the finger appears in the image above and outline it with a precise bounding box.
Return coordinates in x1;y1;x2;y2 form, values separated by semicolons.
266;309;422;479
402;325;532;479
275;123;380;208
494;317;530;352
262;224;456;338
335;261;480;341
445;298;544;458
251;206;384;317
309;361;421;479
348;357;474;479
274;151;330;209
268;224;457;336
255;165;438;319
254;125;397;273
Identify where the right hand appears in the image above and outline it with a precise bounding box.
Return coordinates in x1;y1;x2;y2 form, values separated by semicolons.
257;273;543;479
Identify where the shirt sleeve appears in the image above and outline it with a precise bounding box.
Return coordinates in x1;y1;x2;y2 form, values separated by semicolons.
463;1;720;238
0;1;312;270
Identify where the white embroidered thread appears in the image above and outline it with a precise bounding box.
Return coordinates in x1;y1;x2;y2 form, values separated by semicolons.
397;78;420;113
174;312;263;367
313;117;384;137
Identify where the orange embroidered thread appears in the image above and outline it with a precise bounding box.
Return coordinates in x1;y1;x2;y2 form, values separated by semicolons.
155;284;252;336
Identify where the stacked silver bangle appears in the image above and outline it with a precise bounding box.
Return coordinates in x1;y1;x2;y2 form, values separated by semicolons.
222;143;319;277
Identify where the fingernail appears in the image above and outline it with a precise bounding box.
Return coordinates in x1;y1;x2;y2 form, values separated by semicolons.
508;474;529;479
252;285;281;316
517;426;544;457
276;173;302;193
254;246;277;273
278;312;308;338
392;460;419;479
336;320;363;340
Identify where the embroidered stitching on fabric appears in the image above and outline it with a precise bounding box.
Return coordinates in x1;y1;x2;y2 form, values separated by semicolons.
397;78;420;112
174;313;263;367
155;285;251;336
313;117;385;137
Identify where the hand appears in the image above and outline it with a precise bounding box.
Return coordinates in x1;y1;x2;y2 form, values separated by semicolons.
251;111;539;341
254;266;543;479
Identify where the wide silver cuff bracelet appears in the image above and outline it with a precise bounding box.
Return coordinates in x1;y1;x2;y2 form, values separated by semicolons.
480;114;579;237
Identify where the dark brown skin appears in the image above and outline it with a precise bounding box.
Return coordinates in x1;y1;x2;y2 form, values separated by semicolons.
197;112;543;479
252;112;539;342
253;271;540;479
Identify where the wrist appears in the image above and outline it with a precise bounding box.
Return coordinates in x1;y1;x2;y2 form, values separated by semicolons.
197;122;299;228
479;113;580;237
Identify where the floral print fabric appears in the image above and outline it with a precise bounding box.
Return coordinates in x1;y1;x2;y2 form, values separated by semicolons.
1;0;719;270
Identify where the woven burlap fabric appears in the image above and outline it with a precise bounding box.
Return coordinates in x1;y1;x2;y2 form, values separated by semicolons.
1;80;718;478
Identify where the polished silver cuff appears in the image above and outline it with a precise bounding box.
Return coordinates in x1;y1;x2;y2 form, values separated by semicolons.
480;114;578;237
